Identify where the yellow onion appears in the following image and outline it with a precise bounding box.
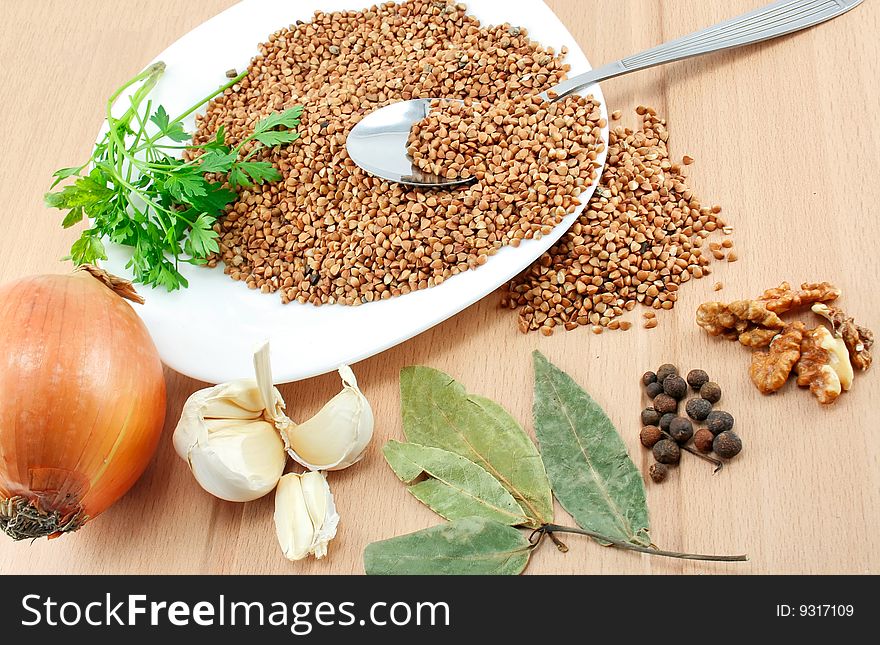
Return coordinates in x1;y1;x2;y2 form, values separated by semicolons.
0;266;166;540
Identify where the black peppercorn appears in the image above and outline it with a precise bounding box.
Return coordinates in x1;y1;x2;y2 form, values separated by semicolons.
706;410;734;435
668;417;694;444
659;413;677;432
700;381;722;404
649;462;669;483
663;375;688;400
656;363;679;383
713;431;742;458
685;397;712;421
641;407;661;426
653;439;681;465
686;369;710;391
640;425;663;448
693;428;714;453
645;382;664;398
642;371;657;386
653;393;678;414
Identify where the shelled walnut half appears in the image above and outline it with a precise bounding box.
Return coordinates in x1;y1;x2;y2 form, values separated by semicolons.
812;303;874;370
749;323;805;394
795;325;854;404
757;281;841;313
696;300;784;347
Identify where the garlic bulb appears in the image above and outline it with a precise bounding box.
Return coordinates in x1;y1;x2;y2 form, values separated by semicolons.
173;344;289;502
274;472;339;561
282;366;374;471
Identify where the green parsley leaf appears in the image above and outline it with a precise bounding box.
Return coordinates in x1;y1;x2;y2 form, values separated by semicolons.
61;207;84;228
70;234;107;265
252;130;301;147
45;170;113;210
163;169;208;202
235;160;282;185
186;183;237;216
184;213;220;259
50;166;84;188
150;105;189;142
149;105;171;131
228;166;250;188
253;106;303;133
198;150;238;174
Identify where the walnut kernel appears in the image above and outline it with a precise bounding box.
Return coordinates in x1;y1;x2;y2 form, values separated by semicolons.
812;303;874;371
748;322;805;394
795;325;852;404
757;281;841;313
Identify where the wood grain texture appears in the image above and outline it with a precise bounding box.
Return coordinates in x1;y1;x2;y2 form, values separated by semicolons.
0;0;877;574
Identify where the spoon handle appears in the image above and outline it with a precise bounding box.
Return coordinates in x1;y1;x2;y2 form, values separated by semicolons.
544;0;862;101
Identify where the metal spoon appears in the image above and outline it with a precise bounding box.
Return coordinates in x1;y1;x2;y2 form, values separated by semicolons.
346;0;861;187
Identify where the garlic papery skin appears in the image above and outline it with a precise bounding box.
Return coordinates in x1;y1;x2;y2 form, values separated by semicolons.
172;344;289;502
274;472;339;561
282;366;374;471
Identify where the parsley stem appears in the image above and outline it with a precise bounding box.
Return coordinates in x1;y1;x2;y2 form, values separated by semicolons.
107;62;166;128
172;69;247;123
134;70;248;154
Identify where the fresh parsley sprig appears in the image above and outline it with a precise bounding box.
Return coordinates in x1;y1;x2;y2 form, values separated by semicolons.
46;62;303;291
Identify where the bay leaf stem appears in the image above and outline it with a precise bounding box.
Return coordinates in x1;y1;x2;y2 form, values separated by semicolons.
538;524;747;562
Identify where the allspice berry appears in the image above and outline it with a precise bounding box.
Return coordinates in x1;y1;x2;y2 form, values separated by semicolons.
649;462;669;483
640;425;663;448
693;428;715;453
685;397;712;421
642;371;657;386
700;381;722;404
668;417;694;444
686;369;710;391
659;412;677;432
706;410;735;436
653;439;681;465
713;431;743;458
653;393;678;414
645;382;664;398
663;375;688;400
641;407;661;426
656;363;679;383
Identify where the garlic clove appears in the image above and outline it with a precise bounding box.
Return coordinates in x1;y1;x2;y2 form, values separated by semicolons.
187;419;286;502
274;472;339;561
301;471;328;527
300;471;339;559
172;343;294;503
200;380;268;419
283;366;374;471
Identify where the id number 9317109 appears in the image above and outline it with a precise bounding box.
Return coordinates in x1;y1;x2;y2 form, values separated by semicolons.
776;604;854;617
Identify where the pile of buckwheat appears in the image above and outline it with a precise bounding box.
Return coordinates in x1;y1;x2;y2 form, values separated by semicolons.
195;0;605;306
502;107;734;335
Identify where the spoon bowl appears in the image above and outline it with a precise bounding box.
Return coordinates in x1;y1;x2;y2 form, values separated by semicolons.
346;98;473;188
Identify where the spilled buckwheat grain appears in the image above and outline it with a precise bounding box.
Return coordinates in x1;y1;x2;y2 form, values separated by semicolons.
193;0;604;306
502;107;733;335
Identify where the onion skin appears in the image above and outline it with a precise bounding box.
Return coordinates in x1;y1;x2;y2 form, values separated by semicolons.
0;268;166;540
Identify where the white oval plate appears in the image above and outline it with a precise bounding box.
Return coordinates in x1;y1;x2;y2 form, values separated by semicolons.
104;0;608;383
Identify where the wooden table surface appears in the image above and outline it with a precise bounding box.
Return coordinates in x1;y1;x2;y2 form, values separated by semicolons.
1;0;877;575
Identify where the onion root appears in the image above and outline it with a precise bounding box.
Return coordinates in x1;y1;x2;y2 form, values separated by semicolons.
0;495;88;541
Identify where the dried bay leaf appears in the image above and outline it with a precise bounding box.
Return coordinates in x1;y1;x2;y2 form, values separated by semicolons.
400;366;554;528
532;351;650;546
384;441;528;526
364;517;531;575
